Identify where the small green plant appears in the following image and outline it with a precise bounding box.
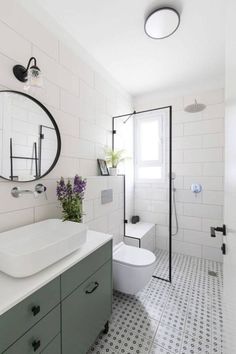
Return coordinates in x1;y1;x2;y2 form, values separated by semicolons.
105;147;126;168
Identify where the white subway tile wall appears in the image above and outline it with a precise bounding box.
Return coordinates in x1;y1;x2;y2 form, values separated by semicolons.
0;1;130;243
0;1;225;262
134;88;224;261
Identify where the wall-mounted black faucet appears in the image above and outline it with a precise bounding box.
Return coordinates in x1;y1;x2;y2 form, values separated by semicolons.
210;224;226;237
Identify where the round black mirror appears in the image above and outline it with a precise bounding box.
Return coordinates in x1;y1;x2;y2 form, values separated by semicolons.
0;90;61;182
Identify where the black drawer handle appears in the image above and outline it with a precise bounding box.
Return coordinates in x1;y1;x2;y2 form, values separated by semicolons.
85;281;99;294
31;305;40;316
32;339;41;352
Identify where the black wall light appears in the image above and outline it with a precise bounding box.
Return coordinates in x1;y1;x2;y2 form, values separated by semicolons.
13;57;43;88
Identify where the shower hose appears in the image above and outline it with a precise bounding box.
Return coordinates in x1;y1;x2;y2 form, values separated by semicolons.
172;180;179;236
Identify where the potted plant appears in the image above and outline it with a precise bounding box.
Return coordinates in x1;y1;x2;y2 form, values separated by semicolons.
56;175;86;222
105;148;125;176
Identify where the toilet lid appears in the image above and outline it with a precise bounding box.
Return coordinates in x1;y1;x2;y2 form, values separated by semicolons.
113;243;156;267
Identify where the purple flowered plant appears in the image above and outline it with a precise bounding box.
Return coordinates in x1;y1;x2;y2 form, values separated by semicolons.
56;177;67;200
56;175;87;223
73;174;86;196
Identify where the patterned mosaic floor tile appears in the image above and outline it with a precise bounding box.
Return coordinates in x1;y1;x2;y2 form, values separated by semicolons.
150;341;175;354
88;249;223;354
119;330;152;354
154;323;183;353
180;332;211;354
87;322;124;354
161;304;187;332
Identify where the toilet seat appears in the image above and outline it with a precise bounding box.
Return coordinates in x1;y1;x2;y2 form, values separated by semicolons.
113;242;156;267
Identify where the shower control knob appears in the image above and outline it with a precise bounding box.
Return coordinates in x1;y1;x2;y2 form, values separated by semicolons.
191;184;202;194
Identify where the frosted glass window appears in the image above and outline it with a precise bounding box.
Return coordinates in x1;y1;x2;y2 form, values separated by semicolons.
137;166;162;179
140;120;160;161
135;113;165;181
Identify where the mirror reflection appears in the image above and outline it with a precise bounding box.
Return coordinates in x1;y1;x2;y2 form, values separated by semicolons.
0;91;60;182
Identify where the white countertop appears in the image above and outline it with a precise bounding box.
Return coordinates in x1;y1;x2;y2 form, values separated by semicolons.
0;230;112;316
126;222;155;239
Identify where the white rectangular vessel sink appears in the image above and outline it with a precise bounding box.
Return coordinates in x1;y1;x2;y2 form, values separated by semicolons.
0;219;87;278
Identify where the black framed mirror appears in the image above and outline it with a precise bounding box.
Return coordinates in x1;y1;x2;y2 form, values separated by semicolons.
0;90;61;182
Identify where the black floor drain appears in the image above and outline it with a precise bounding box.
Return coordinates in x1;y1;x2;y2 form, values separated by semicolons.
208;270;217;277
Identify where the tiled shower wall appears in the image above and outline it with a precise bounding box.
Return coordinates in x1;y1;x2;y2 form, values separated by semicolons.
0;1;225;262
134;88;224;261
0;0;130;240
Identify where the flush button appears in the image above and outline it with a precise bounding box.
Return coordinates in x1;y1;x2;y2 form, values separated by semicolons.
101;189;113;204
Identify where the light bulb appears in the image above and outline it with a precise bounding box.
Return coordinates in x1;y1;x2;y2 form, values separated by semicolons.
24;66;43;90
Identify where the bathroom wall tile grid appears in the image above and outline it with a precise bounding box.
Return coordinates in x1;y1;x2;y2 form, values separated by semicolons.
0;3;224;263
133;88;224;262
88;249;223;354
0;1;133;238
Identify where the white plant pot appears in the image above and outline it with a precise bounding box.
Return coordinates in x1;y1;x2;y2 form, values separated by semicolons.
109;167;117;176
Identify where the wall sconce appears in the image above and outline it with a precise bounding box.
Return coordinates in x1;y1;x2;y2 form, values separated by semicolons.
13;57;43;89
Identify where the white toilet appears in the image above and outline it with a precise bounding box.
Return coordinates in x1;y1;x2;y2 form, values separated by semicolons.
113;242;156;295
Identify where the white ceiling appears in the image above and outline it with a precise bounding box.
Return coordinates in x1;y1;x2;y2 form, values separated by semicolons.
33;0;225;96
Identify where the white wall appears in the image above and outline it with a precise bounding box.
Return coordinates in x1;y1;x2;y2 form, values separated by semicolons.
134;88;224;261
0;0;131;242
85;176;124;245
223;0;236;351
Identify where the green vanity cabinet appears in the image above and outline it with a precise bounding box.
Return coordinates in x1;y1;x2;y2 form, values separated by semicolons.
62;260;112;354
0;240;112;354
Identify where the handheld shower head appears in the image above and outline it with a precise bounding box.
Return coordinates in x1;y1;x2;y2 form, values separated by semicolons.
169;172;176;180
184;99;206;113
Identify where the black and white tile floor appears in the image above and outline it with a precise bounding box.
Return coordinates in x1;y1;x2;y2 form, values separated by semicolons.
88;249;223;354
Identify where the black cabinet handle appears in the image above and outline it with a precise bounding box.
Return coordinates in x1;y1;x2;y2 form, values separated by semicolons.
31;305;40;316
221;243;226;255
85;281;99;294
32;339;41;352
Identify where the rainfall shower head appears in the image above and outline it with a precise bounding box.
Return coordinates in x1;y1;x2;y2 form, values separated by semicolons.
184;99;206;113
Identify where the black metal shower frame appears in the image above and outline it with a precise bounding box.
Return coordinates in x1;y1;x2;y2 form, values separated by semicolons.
9;138;39;180
112;105;172;283
38;124;56;177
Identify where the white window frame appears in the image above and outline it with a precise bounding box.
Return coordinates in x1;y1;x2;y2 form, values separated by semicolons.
134;112;166;183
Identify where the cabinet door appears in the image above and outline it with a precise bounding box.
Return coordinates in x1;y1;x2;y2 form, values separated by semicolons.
41;334;61;354
62;260;112;354
61;241;112;300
